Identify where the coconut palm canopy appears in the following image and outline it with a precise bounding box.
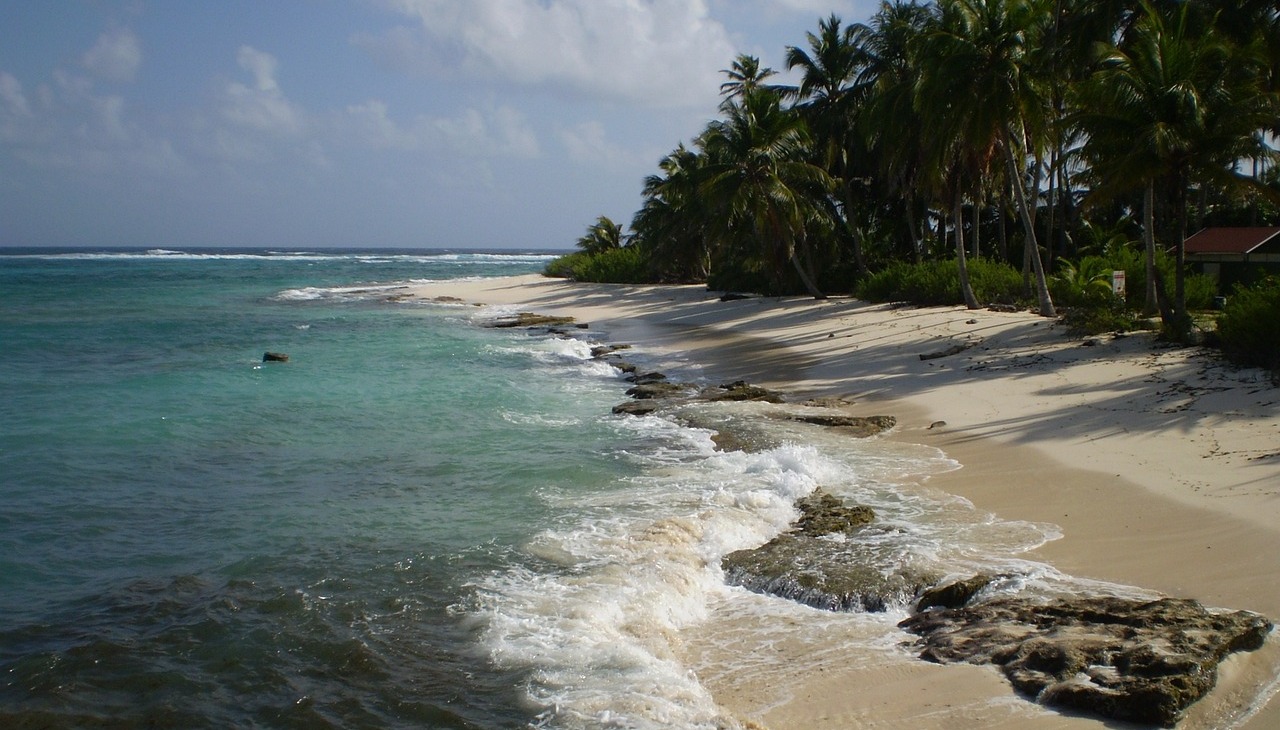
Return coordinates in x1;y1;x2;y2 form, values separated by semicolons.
577;0;1279;335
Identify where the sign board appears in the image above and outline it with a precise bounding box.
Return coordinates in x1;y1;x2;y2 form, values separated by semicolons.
1112;270;1126;299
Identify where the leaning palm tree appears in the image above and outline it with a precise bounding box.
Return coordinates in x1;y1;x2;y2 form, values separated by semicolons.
914;0;1057;316
700;88;837;299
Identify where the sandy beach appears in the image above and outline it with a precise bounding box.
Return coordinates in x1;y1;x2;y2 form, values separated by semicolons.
409;273;1280;729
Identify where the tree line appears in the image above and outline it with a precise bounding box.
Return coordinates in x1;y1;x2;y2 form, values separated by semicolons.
551;0;1280;342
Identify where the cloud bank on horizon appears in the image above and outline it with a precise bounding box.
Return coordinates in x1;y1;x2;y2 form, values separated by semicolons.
0;0;869;249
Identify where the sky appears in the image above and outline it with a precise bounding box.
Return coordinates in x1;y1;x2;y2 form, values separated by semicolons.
0;0;879;250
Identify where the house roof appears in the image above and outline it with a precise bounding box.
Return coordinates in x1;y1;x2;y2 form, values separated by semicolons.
1184;227;1280;255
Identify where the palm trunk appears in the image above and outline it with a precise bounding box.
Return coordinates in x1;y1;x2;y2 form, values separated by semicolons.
1002;131;1055;317
955;188;980;310
1142;182;1159;316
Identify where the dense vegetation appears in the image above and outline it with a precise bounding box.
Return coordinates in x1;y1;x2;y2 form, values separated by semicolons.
548;0;1279;358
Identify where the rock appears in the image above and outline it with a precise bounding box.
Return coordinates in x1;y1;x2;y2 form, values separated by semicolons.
798;396;856;408
262;352;289;362
721;489;938;612
627;371;668;385
699;380;785;403
915;574;996;611
793;490;875;536
899;596;1273;727
591;344;631;358
927;420;947;430
787;414;896;437
612;400;662;416
484;312;577;328
625;382;689;400
988;303;1019;312
720;292;754;302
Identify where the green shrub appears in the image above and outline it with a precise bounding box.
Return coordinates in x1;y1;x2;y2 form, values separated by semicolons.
1216;277;1280;372
544;247;652;284
857;258;1022;306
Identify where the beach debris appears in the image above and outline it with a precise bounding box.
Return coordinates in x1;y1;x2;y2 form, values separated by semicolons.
719;292;754;302
262;352;289;362
900;595;1272;727
483;312;578;328
927;420;947;430
722;490;940;612
919;341;978;361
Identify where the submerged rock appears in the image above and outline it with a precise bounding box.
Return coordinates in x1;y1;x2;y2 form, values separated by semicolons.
899;595;1273;727
262;352;289;362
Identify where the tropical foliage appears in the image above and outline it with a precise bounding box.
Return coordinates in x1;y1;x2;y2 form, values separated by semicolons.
548;0;1280;344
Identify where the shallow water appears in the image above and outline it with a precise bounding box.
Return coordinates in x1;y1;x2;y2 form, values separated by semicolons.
0;248;1177;729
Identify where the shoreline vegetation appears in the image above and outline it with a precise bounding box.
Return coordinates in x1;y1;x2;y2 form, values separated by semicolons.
548;0;1280;369
406;273;1280;729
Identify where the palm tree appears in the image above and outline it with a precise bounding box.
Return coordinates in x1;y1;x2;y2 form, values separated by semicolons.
700;88;837;299
630;144;713;281
720;54;778;101
854;2;938;264
785;14;872;277
1072;0;1279;335
914;0;1057;316
575;215;625;255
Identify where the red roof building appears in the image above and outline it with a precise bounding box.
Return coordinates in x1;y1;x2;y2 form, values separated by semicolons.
1184;227;1280;289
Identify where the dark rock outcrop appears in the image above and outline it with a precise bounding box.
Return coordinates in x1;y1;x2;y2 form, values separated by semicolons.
899;595;1273;727
625;382;691;400
915;574;996;611
262;352;289;362
722;489;939;612
699;380;785;403
484;312;578;328
786;413;897;438
611;400;662;416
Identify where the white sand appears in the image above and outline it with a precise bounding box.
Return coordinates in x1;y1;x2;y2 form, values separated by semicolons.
410;274;1280;729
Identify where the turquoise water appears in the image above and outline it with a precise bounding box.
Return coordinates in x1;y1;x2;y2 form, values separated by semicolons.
1;248;1088;729
0;249;637;728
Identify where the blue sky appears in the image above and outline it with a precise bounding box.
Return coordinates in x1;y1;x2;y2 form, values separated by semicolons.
1;1;876;249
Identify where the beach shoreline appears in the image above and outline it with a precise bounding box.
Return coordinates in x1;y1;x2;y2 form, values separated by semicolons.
408;273;1280;729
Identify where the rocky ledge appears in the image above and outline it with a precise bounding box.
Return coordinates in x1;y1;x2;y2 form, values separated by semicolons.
722;489;940;612
900;593;1273;727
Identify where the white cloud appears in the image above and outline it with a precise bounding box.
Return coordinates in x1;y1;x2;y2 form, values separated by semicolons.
558;120;638;166
219;46;302;135
82;27;142;82
0;72;31;117
342;99;540;158
360;0;737;109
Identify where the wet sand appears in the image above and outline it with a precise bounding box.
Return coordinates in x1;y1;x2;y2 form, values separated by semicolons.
409;274;1280;729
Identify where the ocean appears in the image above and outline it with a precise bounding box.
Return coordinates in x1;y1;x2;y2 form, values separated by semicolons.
0;248;1141;729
